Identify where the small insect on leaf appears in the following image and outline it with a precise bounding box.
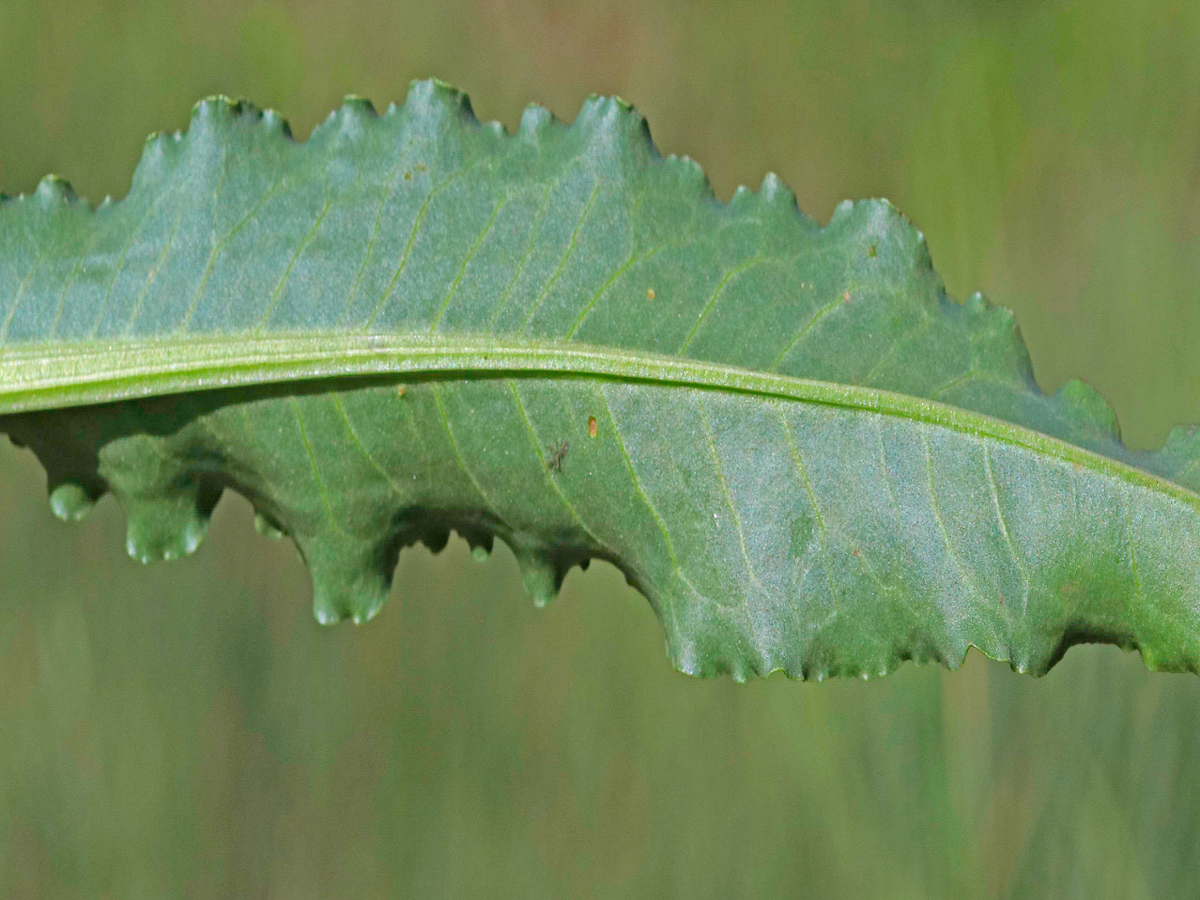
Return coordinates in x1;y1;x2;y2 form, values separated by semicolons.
547;440;568;472
646;288;655;300
588;416;598;438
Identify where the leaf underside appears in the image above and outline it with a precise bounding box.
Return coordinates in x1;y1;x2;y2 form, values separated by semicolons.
2;79;1199;680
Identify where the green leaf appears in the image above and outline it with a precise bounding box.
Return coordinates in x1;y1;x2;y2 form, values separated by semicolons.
2;79;1198;680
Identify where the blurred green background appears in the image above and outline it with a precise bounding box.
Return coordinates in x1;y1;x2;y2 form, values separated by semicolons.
2;0;1200;896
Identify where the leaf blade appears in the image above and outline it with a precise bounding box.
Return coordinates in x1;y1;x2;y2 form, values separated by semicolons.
2;79;1199;679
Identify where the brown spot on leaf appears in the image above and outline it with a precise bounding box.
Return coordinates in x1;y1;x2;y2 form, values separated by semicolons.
588;416;598;438
646;288;655;300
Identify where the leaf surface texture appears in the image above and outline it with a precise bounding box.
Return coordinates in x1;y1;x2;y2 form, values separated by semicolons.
2;80;1198;679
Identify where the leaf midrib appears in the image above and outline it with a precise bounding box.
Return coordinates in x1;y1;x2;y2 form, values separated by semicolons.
1;333;1190;510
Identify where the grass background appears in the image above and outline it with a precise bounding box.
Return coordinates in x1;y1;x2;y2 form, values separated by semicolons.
2;0;1200;896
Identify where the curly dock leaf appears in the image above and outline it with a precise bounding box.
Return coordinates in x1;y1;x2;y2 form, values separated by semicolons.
2;79;1199;680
